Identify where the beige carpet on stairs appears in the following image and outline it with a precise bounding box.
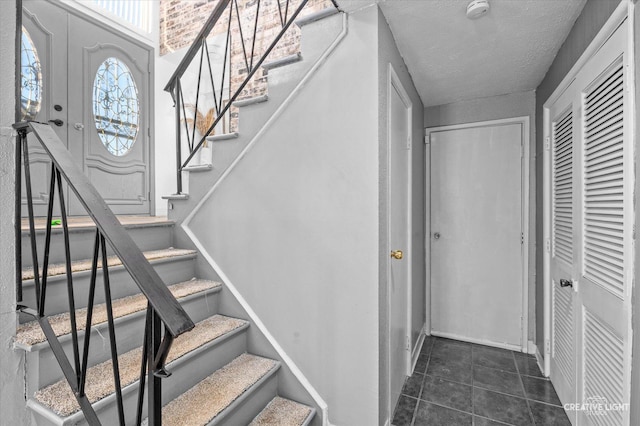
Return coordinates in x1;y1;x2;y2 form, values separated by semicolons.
16;279;220;347
34;315;246;417
249;396;313;426
22;248;196;280
161;353;278;426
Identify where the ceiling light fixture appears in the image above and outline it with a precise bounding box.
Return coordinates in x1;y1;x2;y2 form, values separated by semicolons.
466;0;490;20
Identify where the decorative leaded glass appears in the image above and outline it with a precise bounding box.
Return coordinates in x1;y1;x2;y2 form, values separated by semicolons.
21;27;42;120
93;57;140;156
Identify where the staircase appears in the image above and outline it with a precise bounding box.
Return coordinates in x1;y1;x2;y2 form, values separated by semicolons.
14;1;342;424
17;217;316;425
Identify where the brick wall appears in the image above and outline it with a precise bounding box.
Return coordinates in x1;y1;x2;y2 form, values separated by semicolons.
160;0;334;132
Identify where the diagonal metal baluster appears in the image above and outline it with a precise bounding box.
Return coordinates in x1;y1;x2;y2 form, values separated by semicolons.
276;0;285;27
101;235;126;425
56;169;82;383
191;40;206;149
284;0;290;25
79;230;101;397
179;84;193;152
234;0;251;73
204;42;220;117
22;136;42;313
39;163;57;317
219;5;233;114
249;0;261;71
135;305;151;426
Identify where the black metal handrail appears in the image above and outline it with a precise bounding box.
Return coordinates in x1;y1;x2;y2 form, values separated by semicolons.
14;121;195;425
164;0;320;194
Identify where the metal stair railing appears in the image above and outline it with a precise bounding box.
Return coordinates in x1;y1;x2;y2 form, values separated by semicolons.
164;0;335;195
14;121;195;426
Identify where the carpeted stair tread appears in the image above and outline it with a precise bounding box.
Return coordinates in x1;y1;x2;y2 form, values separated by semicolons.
16;279;220;347
33;315;247;417
160;354;278;426
249;396;313;426
22;248;197;280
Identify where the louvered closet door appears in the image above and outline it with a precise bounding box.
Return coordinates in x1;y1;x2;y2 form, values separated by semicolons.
549;89;578;425
574;21;632;426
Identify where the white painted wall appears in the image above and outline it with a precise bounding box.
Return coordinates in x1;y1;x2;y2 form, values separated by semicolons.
424;91;537;344
184;6;381;425
0;1;29;423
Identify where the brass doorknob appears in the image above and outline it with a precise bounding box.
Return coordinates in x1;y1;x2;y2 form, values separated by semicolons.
391;250;403;260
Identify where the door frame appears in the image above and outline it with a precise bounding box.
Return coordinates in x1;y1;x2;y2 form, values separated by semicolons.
542;0;632;378
425;116;531;352
386;63;413;418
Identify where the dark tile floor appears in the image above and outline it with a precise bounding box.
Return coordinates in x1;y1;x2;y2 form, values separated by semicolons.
392;336;571;426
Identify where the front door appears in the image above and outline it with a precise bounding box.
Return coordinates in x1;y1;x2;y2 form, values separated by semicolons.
547;19;633;426
22;0;152;216
430;121;524;349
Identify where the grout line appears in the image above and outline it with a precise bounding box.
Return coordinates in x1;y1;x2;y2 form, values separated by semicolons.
473;413;516;426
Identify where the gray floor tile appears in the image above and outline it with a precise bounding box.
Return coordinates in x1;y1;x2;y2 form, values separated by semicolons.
473;365;524;397
421;336;435;355
392;395;418;426
515;356;544;378
521;376;562;405
414;401;473;426
473;388;533;425
402;372;424;399
432;343;473;364
473;416;514;426
421;374;473;413
473;347;518;373
528;401;571;426
415;352;430;374
427;355;473;385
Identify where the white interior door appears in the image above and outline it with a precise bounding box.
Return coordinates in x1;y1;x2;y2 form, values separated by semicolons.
430;122;524;349
388;68;411;415
546;17;633;426
549;83;578;424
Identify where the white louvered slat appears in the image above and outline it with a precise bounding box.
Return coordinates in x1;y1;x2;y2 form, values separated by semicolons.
583;310;625;426
553;108;573;265
553;281;574;387
583;61;625;299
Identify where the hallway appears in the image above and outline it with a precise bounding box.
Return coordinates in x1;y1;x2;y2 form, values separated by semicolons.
393;337;570;426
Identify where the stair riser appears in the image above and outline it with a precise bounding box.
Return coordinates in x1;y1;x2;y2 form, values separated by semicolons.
27;328;248;426
19;256;197;320
211;372;279;426
21;225;174;269
24;289;220;392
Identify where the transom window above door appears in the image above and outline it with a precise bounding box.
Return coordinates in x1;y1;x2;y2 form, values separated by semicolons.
92;57;140;157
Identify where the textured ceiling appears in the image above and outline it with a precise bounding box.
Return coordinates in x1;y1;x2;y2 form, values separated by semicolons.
339;0;586;107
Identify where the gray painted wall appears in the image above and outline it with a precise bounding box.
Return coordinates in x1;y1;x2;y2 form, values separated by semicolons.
0;0;28;423
534;0;620;357
424;91;537;344
377;8;425;424
185;7;381;425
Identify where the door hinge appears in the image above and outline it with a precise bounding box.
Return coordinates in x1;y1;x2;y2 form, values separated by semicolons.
545;339;551;355
545;238;551;252
424;135;430;145
521;233;524;244
406;335;411;351
544;137;550;151
407;137;411;150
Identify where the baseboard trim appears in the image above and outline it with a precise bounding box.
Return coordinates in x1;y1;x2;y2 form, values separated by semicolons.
430;330;524;353
535;345;547;378
410;324;428;374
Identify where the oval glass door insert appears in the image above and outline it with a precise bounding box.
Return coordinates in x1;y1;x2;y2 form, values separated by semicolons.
21;27;43;120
